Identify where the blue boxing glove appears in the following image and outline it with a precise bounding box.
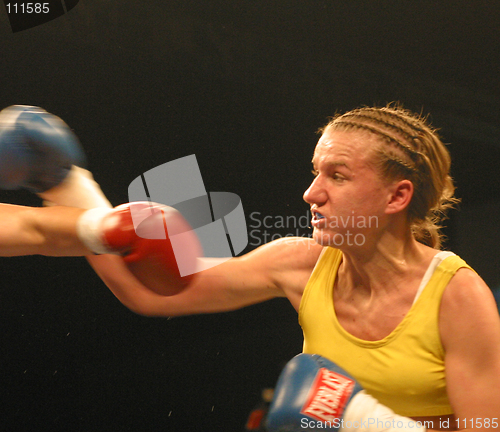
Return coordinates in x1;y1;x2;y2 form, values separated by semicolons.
266;354;363;431
0;105;85;193
266;354;426;432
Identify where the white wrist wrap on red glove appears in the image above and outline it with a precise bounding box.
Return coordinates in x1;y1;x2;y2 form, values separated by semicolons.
76;207;116;254
39;166;112;209
341;391;426;432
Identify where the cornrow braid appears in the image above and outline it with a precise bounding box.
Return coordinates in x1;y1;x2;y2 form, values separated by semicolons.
323;104;459;249
349;106;426;131
339;113;426;156
332;119;422;169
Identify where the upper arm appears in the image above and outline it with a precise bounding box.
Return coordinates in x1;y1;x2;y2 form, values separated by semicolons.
440;268;500;426
87;237;323;317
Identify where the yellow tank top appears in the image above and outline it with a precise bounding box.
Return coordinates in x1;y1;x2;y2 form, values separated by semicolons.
299;247;471;417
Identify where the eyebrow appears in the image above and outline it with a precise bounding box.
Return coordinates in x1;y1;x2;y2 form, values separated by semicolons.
311;159;350;170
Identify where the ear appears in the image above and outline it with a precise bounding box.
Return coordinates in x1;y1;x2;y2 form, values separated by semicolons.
385;179;413;215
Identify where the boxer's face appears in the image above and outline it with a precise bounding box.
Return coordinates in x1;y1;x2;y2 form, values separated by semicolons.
303;129;393;248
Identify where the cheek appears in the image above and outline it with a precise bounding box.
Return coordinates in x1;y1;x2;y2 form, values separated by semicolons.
350;185;388;215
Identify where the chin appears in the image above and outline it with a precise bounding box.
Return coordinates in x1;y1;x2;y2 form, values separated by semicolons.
313;228;363;250
313;229;334;247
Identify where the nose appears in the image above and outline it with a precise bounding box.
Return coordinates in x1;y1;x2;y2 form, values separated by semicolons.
303;175;327;206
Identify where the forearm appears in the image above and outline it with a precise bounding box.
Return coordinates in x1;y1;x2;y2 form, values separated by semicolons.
86;254;281;317
0;204;89;257
86;254;169;315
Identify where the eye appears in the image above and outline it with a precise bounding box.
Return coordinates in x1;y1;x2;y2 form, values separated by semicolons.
332;172;346;182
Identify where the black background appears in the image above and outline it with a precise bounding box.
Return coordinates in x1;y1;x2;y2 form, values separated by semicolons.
0;1;499;431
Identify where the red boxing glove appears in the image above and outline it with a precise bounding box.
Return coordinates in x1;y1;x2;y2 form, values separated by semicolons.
78;202;202;296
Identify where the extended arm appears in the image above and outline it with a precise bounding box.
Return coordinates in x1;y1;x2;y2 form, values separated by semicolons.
87;236;321;316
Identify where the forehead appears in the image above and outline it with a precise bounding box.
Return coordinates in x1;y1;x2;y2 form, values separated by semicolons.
312;128;377;166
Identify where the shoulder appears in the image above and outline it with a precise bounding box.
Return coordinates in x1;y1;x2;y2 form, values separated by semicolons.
256;236;323;266
441;267;496;314
242;236;323;279
239;236;324;298
439;266;500;351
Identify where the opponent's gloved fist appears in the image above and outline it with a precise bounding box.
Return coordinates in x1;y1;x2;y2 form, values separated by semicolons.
266;354;426;432
0;105;85;192
77;202;202;296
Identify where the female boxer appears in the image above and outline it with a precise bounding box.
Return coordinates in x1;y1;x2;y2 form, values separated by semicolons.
3;104;499;431
87;105;500;431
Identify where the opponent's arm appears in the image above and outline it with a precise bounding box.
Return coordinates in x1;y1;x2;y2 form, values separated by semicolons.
440;269;500;431
0;105;110;257
0;203;89;257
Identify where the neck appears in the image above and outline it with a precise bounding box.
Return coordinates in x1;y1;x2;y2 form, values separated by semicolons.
337;228;436;296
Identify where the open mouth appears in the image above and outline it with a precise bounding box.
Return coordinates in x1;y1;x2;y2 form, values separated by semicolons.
311;210;326;226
